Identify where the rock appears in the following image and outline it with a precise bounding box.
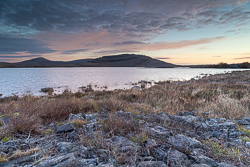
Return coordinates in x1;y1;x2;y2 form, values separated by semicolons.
245;125;250;130
168;134;203;154
68;113;84;121
35;153;79;167
138;156;155;161
154;148;168;162
0;153;41;167
218;162;237;167
116;110;133;118
82;122;98;135
202;111;210;117
143;138;158;148
138;120;146;125
237;117;250;125
137;161;167;167
209;122;237;131
66;131;80;141
40;87;54;93
232;139;243;145
167;149;190;166
78;158;99;166
178;111;197;116
57;142;86;154
131;86;141;90
84;113;98;121
169;115;201;124
76;146;96;159
2;139;30;154
191;155;218;167
0;116;10;126
96;149;110;163
191;164;210;167
245;142;250;148
98;163;114;167
57;123;75;133
148;126;172;138
106;136;141;155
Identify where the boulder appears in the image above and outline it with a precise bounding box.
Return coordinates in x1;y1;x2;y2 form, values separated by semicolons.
84;114;98;121
218;162;237;167
191;155;218;167
131;86;141;91
106;136;141;155
154;148;168;162
40;87;54;93
168;134;203;154
143;138;158;148
68;113;84;121
57;123;75;133
167;149;190;166
245;142;250;148
66;131;80;141
82;122;98;135
0;153;41;167
148;126;172;138
137;161;167;167
191;164;210;167
57;142;86;154
116;110;133;118
35;153;78;167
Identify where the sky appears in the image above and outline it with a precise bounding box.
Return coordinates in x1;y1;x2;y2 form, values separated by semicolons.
0;0;250;65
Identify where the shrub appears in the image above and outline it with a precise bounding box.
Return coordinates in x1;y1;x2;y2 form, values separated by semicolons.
7;113;41;135
69;119;87;128
102;114;140;136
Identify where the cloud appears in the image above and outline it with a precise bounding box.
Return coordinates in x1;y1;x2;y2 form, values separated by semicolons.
234;57;250;59
0;55;40;58
0;0;249;59
1;0;249;37
94;50;138;54
113;41;146;45
62;49;88;54
0;35;57;54
137;36;225;51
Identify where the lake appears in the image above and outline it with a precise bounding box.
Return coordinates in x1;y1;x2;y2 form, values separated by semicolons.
0;67;248;97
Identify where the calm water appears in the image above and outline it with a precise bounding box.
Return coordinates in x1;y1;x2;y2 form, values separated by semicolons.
0;67;248;97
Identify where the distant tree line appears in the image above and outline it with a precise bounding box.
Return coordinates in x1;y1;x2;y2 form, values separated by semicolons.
208;62;250;68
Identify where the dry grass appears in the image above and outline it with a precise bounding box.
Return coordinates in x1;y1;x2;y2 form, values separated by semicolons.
69;119;87;128
0;155;8;163
81;131;106;149
204;140;250;166
101;114;141;136
8;147;40;161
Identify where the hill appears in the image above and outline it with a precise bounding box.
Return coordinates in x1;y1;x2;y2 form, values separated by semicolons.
0;54;175;68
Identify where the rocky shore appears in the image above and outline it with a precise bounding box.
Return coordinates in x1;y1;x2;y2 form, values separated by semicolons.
1;110;250;167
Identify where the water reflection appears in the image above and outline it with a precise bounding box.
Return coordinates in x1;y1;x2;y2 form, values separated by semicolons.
0;67;248;97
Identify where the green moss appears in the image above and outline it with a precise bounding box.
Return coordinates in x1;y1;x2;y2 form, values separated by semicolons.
42;129;52;135
2;136;13;143
129;132;148;143
238;126;250;137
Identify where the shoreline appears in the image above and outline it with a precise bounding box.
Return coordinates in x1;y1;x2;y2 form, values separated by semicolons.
1;68;249;98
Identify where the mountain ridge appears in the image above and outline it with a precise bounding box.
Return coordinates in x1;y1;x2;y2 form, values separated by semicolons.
0;54;175;68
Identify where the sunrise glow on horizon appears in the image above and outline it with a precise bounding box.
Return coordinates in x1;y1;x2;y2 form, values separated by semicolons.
0;0;250;65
